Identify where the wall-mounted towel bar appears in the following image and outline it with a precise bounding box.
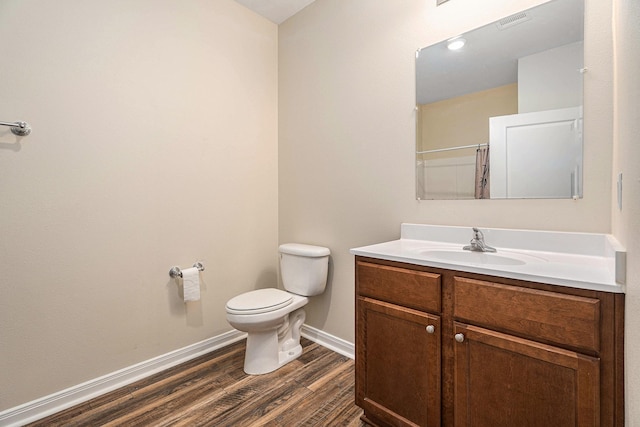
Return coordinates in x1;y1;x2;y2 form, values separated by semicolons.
0;120;31;136
169;262;205;279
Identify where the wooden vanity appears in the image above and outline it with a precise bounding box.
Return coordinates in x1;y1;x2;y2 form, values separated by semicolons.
355;256;625;427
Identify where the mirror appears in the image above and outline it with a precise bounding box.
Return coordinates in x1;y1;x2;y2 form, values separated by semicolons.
416;0;584;200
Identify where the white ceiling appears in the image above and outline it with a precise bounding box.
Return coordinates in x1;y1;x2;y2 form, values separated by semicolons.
417;0;584;104
234;0;316;24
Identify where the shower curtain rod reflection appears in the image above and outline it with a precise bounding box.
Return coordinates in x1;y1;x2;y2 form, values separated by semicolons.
417;143;488;155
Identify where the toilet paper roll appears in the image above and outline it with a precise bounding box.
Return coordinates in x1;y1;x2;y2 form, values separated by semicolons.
182;267;201;302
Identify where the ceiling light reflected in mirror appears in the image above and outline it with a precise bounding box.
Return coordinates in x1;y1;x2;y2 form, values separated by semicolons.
447;37;466;51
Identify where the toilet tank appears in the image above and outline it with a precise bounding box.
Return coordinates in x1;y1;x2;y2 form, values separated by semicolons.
279;243;330;296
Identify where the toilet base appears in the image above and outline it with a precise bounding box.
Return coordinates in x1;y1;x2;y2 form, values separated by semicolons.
278;343;303;368
242;308;306;375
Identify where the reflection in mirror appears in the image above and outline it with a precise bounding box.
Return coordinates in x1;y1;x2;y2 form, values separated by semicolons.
416;0;584;200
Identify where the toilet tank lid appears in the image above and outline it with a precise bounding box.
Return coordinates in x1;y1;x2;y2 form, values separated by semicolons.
279;243;330;257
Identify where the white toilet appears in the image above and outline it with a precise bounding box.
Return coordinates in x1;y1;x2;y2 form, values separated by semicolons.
225;243;330;375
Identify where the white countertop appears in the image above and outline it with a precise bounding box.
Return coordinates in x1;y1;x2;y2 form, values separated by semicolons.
350;224;626;294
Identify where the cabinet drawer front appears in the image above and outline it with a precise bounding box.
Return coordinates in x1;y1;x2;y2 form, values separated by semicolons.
453;277;600;352
357;261;441;313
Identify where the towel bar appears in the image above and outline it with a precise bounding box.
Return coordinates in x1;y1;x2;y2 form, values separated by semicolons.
0;120;31;136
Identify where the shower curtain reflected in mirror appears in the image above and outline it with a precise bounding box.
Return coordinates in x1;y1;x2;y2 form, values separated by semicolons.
475;146;490;199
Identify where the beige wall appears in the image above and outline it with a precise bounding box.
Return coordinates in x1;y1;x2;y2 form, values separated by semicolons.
612;0;640;424
0;0;278;410
418;83;518;158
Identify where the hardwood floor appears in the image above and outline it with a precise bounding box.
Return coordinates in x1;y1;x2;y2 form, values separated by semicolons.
28;338;365;426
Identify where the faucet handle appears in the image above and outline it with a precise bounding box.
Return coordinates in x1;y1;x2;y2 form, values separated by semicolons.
472;227;484;240
464;227;496;252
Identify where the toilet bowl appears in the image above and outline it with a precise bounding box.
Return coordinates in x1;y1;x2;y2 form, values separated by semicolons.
225;243;330;375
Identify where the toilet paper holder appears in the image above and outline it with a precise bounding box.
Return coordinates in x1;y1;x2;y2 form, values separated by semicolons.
169;262;205;279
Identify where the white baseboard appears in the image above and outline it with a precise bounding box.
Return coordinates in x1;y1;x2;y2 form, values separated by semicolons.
0;330;247;427
0;325;354;427
301;324;355;360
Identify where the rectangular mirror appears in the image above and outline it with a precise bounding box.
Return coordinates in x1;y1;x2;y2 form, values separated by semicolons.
416;0;584;200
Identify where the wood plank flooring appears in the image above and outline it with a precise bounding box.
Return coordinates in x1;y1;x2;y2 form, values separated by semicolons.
28;338;365;426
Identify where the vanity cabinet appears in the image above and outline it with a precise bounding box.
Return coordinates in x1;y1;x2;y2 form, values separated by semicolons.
355;257;624;427
356;261;442;426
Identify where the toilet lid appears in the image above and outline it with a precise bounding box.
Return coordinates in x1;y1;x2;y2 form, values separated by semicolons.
226;288;293;315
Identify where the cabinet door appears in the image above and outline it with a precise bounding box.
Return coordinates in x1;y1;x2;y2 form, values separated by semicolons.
357;297;440;427
453;322;600;427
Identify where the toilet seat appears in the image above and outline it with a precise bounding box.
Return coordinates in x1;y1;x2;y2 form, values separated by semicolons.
226;288;293;315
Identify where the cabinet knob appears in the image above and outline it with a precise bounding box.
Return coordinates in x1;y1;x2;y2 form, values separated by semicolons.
426;325;435;334
454;333;465;343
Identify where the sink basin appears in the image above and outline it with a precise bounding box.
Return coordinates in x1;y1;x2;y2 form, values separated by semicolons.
417;249;546;266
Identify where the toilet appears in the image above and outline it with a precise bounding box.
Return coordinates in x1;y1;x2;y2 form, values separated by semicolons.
225;243;330;375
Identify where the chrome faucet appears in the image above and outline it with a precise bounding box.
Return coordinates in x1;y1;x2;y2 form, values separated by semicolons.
463;227;497;253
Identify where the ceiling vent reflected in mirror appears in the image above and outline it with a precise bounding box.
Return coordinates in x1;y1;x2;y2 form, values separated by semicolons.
496;12;532;30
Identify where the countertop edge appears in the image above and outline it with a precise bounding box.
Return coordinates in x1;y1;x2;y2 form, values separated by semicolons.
350;249;625;294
